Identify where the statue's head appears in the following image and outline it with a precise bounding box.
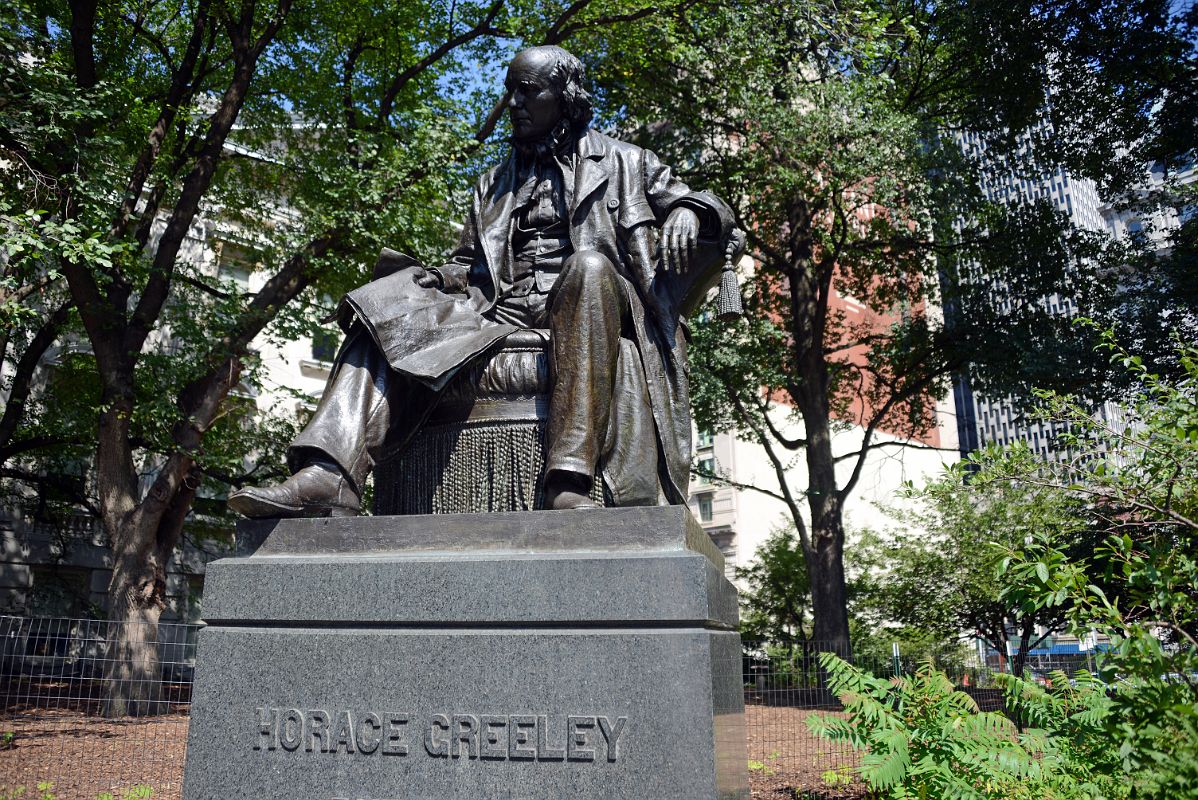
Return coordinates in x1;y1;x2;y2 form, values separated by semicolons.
505;46;593;141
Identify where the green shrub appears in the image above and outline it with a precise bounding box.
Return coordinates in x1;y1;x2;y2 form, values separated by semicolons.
987;330;1198;797
807;653;1129;799
993;670;1127;799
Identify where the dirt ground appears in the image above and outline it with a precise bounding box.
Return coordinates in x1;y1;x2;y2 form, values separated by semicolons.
744;705;867;799
1;705;865;799
0;709;189;800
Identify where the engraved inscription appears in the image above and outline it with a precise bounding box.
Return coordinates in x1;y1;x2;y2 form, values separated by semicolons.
424;714;449;756
279;709;303;751
255;709;628;762
508;715;537;760
479;715;507;760
536;714;565;760
452;714;478;759
307;709;330;753
256;708;407;756
383;714;409;755
597;715;626;762
357;712;382;754
567;716;595;761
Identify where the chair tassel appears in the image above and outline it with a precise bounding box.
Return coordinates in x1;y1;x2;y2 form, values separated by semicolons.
716;236;743;322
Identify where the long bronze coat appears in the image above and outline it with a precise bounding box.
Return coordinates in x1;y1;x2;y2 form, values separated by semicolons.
340;129;734;504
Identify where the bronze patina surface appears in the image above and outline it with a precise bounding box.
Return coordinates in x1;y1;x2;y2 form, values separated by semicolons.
228;46;738;518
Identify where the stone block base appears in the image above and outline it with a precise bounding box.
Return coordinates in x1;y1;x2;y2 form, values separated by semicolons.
183;508;749;799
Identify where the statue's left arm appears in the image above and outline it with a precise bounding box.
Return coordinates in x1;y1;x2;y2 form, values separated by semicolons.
636;148;737;316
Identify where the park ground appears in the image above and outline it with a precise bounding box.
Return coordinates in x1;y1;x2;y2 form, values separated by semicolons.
1;705;864;799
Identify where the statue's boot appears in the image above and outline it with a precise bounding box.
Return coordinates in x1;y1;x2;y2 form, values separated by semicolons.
228;460;360;519
544;471;600;511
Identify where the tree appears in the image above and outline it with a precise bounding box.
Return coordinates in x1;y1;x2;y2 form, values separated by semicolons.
856;459;1089;676
735;525;812;645
593;0;1195;653
0;0;698;715
991;330;1198;798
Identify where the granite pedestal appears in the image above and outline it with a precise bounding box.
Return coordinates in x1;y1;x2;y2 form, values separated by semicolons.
182;507;750;799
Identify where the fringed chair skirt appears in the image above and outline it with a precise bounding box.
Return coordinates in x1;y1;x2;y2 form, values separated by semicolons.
372;330;605;515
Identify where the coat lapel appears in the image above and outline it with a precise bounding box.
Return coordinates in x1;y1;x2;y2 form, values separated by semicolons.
571;130;609;220
479;157;517;301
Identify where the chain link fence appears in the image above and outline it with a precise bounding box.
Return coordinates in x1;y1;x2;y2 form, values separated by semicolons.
0;616;197;800
0;617;1110;799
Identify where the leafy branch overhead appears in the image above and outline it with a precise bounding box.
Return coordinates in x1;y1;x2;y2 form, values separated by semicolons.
956;331;1198;798
589;0;1194;648
0;0;703;714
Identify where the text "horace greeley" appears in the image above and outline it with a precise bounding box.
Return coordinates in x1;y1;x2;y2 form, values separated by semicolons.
255;708;628;762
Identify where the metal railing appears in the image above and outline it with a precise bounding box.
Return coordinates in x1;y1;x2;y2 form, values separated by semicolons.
1;616;198;800
0;618;1111;800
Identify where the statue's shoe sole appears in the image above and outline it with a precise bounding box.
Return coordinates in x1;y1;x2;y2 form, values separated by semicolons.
227;490;358;519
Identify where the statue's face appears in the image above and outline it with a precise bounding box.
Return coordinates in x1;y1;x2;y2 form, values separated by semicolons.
505;50;564;141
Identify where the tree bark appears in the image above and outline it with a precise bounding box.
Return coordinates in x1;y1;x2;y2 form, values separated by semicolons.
68;0;98;88
102;542;167;717
0;303;72;465
85;4;291;717
786;205;854;657
805;495;851;657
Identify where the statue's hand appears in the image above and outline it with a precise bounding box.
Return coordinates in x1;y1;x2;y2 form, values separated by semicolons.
661;206;700;274
413;267;443;289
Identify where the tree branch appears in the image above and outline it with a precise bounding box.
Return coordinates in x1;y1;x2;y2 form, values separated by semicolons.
175;273;235;300
0;303;73;463
68;0;98;88
0;467;100;517
378;0;505;124
110;0;211;241
692;463;789;504
750;392;806;450
832;438;959;463
125;0;292;360
729;389;811;552
554;0;699;42
543;0;592;43
839;359;951;501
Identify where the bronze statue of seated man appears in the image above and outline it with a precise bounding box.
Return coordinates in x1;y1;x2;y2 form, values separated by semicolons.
228;45;736;518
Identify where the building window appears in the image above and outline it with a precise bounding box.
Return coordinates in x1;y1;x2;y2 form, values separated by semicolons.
311;328;339;362
695;456;715;485
696;429;714;449
217;241;260;291
697;493;713;523
29;566;92;618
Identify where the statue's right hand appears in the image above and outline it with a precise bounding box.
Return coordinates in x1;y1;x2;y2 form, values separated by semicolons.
413;267;443;289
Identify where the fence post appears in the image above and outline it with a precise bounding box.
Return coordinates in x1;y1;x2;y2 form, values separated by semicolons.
891;641;901;677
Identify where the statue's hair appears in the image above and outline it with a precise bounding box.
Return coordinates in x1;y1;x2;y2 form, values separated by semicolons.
517;46;593;129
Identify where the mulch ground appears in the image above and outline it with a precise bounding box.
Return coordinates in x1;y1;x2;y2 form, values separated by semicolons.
745;705;867;799
0;709;189;800
1;705;866;799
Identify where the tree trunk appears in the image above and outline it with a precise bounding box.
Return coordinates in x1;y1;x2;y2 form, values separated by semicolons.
796;360;852;656
805;505;851;658
782;206;853;657
103;540;168;717
1012;620;1034;678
